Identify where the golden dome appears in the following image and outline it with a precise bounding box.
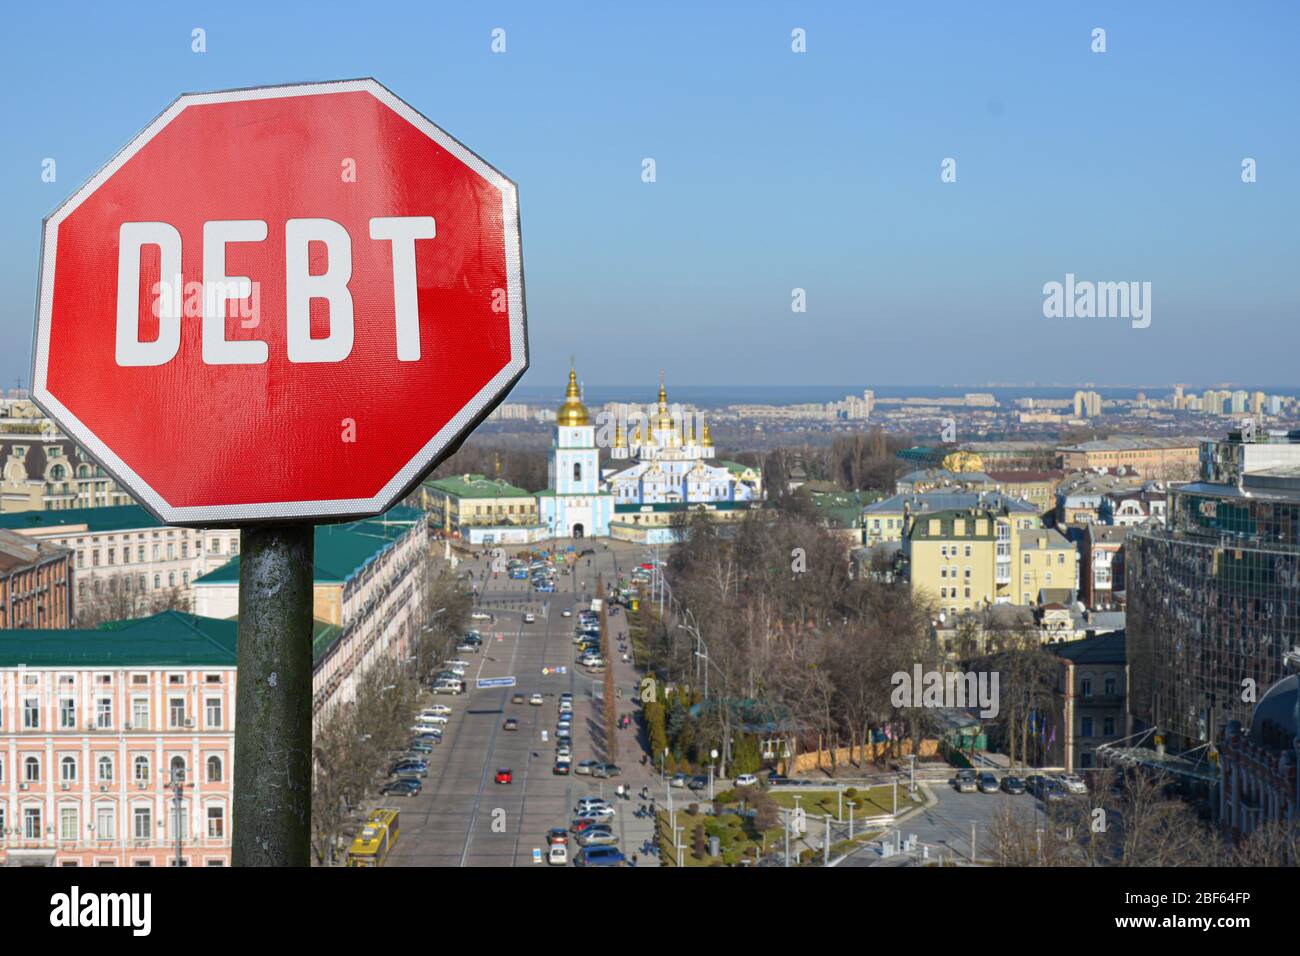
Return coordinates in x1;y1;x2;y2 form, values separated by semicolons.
557;369;590;426
613;419;627;448
655;379;674;431
701;421;714;447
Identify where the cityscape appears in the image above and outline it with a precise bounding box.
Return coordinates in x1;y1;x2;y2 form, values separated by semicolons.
0;0;1295;936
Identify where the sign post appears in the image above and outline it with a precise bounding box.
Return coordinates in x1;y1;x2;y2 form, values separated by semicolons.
31;79;527;866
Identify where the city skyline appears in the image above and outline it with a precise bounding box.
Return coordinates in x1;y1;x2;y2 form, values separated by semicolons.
2;1;1298;390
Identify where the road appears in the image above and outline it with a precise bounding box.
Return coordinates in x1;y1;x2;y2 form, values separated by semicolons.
384;537;658;866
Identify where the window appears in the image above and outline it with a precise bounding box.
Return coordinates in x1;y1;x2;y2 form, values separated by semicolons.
96;697;112;729
1081;676;1093;699
25;756;40;782
59;698;76;729
132;698;149;730
60;755;77;783
1104;717;1116;735
1104;674;1117;696
169;698;186;728
207;805;225;839
96;806;116;840
573;462;582;482
61;806;79;840
23;697;39;730
206;755;223;783
133;806;151;840
1081;716;1094;738
170;756;186;783
205;697;222;729
153;574;160;589
97;755;113;783
25;807;42;840
168;572;175;588
133;756;150;783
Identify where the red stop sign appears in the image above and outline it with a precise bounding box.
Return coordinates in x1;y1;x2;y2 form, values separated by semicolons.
32;79;526;526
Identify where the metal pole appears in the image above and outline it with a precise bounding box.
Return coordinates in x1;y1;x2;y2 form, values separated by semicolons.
892;775;897;815
824;813;830;866
232;524;313;867
971;821;977;863
174;780;183;867
784;810;790;868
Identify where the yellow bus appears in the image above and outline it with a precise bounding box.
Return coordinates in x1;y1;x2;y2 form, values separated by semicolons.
346;807;401;867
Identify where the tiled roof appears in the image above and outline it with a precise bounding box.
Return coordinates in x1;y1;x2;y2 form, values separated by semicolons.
424;474;533;498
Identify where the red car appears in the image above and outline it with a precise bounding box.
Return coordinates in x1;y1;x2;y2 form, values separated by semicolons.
495;768;513;785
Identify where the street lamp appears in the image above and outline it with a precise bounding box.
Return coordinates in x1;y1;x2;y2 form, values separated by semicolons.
167;767;186;867
708;749;718;800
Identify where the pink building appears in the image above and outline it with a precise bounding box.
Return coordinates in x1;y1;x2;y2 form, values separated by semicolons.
0;612;236;866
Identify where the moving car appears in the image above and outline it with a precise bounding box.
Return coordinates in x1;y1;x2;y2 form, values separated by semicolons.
734;773;760;788
574;846;625;867
503;717;519;731
1001;776;1027;795
495;768;513;785
524;612;536;623
512;693;526;704
688;775;709;791
471;610;493;621
547;844;568;865
670;773;688;788
562;607;573;617
978;772;1000;794
529;693;544;706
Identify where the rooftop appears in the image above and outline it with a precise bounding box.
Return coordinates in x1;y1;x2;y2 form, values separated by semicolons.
1046;631;1126;665
0;611;236;668
867;491;1039;515
424;474;533;498
0;503;161;535
194;507;425;586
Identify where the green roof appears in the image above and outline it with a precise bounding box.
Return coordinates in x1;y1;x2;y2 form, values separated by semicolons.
805;490;865;529
719;460;760;476
425;474;532;498
194;506;425;586
0;611;236;668
0;504;161;534
613;500;756;514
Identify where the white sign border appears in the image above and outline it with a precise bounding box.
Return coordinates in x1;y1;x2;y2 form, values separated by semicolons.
31;78;528;527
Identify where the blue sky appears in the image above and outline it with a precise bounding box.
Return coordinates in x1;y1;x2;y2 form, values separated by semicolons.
2;1;1297;391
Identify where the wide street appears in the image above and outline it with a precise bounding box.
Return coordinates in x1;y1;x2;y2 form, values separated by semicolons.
385;538;660;866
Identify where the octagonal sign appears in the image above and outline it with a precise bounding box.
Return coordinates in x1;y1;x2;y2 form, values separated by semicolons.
32;79;526;526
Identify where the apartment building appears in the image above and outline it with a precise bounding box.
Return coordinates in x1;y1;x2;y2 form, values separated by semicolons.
0;530;73;629
0;506;240;623
0;612;236;866
419;474;540;540
864;490;1039;549
1045;632;1128;770
193;507;429;723
904;501;1049;616
1056;436;1200;480
0;408;134;514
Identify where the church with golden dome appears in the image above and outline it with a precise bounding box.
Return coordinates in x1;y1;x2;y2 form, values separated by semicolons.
535;368;615;539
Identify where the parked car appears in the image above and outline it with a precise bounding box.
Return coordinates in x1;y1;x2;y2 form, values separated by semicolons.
1058;773;1087;795
471;610;493;621
547;844;568;865
978;772;1000;794
407;740;434;754
574;806;615;823
591;763;621;779
577;828;619;847
562;608;573;617
495;768;513;785
1025;774;1046;796
575;760;598;775
1041;779;1066;802
953;771;978;793
1001;776;1027;795
670;773;688;788
553;760;571;775
529;693;544;706
546;827;569;846
512;693;526;704
455;641;479;653
734;773;760;788
524;612;536;624
575;797;609;812
688;775;709;791
381;778;421;797
390;760;427;778
423;705;452;716
574;846;625;867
